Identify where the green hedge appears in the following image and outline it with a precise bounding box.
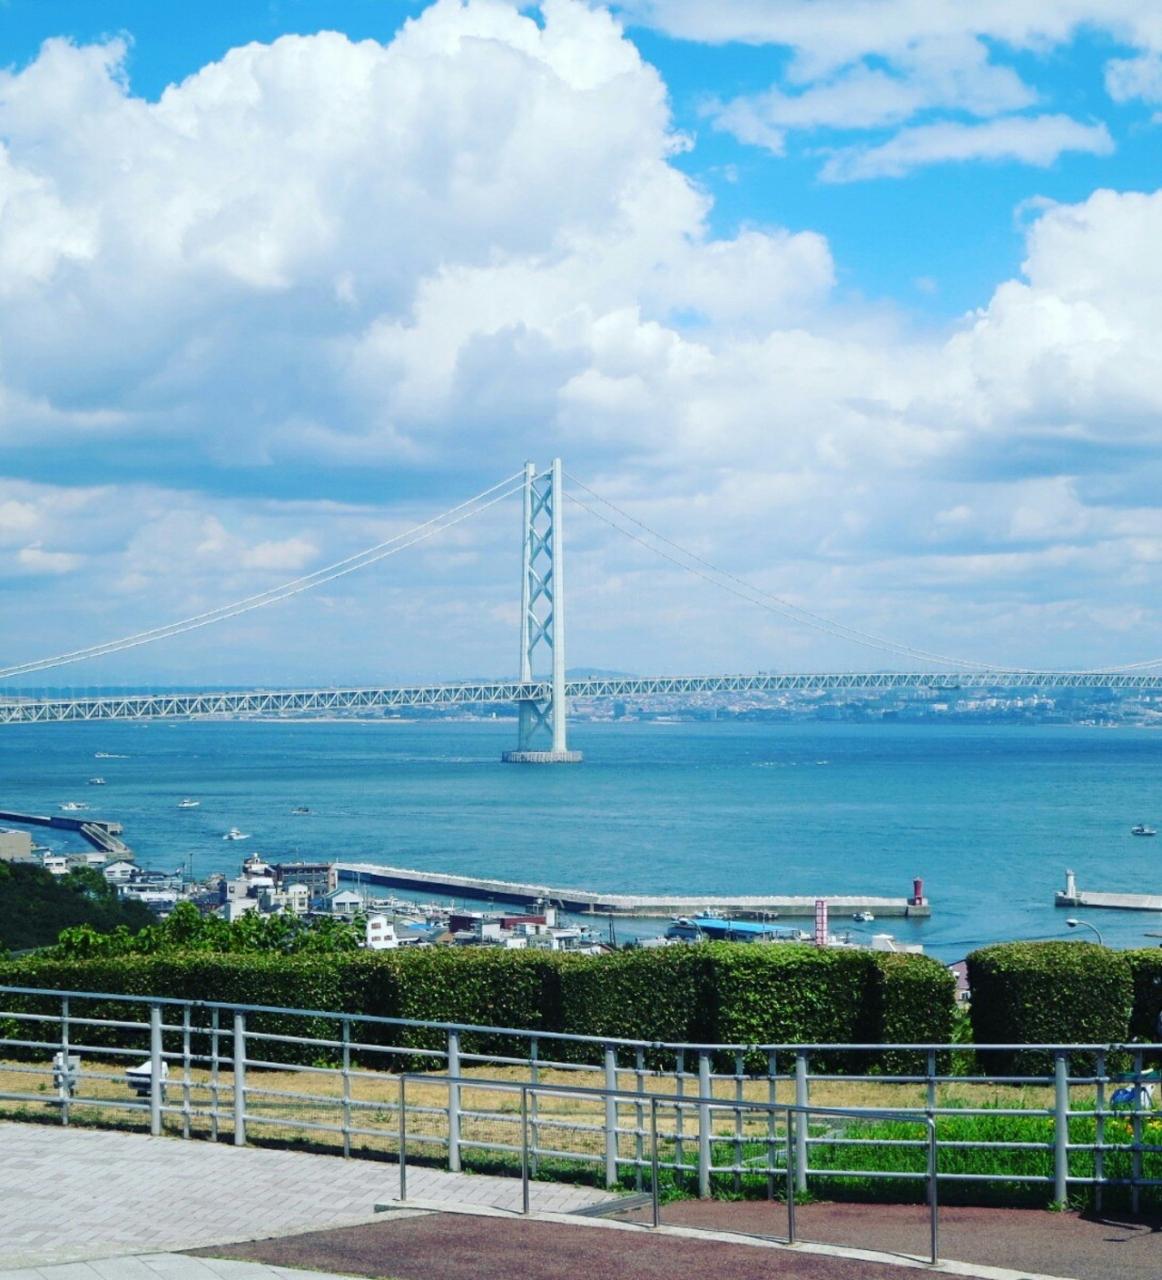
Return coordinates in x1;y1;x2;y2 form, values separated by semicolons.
557;946;709;1062
1125;948;1162;1044
967;941;1134;1073
0;944;956;1071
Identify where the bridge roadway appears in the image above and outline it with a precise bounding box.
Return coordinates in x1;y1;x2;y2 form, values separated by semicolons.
1;669;1160;723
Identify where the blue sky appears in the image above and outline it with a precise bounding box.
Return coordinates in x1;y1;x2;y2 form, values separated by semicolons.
2;0;1162;685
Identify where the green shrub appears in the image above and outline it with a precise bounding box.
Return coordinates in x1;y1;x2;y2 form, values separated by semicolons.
557;945;708;1065
967;941;1133;1073
874;951;957;1073
705;944;884;1071
1125;948;1162;1045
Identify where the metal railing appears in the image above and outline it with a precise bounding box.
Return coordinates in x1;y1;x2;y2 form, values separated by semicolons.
1;984;1159;1223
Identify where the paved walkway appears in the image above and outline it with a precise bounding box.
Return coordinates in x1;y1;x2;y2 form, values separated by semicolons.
0;1122;610;1270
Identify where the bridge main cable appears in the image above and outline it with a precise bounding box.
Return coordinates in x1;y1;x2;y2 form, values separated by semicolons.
0;471;526;683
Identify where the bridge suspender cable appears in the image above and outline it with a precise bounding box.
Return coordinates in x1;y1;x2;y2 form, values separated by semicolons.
0;471;527;682
564;472;1040;674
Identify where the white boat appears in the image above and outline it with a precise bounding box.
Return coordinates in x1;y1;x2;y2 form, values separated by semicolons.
291;806;311;815
852;911;875;922
88;777;106;786
59;801;88;812
1131;824;1157;837
222;827;250;841
177;799;200;809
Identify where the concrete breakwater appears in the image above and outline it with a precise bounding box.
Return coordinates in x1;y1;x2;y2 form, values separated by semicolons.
335;861;931;919
0;808;132;857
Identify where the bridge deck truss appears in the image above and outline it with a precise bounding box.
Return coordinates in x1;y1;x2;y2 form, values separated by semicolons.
2;670;1162;723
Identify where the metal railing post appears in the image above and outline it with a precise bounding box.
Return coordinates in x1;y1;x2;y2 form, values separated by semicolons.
447;1029;461;1173
398;1074;407;1201
927;1117;939;1264
785;1109;797;1245
604;1046;618;1188
209;1007;220;1142
767;1051;778;1201
232;1011;247;1147
59;996;70;1127
697;1051;711;1199
149;1004;164;1137
1131;1048;1143;1216
1094;1049;1105;1213
1054;1051;1068;1206
529;1036;540;1177
635;1047;646;1192
650;1096;660;1228
520;1085;530;1216
180;1005;192;1139
794;1052;809;1194
341;1019;352;1158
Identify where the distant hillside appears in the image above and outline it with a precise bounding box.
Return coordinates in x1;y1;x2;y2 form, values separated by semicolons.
0;862;155;953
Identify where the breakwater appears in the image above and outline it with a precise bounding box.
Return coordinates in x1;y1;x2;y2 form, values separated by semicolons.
334;861;930;918
0;809;132;857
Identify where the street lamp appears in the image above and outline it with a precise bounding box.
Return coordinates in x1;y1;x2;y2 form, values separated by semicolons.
1066;917;1105;946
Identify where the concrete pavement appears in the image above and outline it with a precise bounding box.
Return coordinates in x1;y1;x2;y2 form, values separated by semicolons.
0;1122;609;1270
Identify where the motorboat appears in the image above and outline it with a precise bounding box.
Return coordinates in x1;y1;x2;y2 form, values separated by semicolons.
59;802;88;812
87;777;106;786
177;799;200;809
852;911;875;923
222;827;250;841
1131;825;1157;837
291;806;311;815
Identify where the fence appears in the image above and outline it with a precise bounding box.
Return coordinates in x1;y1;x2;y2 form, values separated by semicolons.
1;984;1159;1221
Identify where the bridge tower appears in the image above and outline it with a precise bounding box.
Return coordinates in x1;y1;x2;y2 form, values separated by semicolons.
501;458;582;764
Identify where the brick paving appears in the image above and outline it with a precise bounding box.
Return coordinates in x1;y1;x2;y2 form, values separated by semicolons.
0;1122;610;1269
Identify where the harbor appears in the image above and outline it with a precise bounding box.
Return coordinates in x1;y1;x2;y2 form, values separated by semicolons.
334;861;931;919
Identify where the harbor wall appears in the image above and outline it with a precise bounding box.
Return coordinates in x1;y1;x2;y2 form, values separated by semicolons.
335;861;931;918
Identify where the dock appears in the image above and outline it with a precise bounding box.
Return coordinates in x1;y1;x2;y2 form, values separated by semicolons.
1054;868;1162;913
0;809;132;858
335;862;930;918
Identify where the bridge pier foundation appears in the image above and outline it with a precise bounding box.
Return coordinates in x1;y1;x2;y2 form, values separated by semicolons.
501;749;584;764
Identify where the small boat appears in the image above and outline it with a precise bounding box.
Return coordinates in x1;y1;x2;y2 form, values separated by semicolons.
59;801;88;812
87;777;106;786
1131;825;1157;837
222;827;250;841
852;911;875;922
291;806;311;815
177;798;200;809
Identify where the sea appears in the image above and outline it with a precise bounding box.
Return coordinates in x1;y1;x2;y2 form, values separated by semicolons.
4;717;1162;963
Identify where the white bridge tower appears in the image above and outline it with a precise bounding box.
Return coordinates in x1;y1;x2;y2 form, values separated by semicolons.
501;458;582;764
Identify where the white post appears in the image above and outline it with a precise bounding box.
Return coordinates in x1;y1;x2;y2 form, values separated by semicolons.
795;1052;809;1193
1054;1052;1069;1205
149;1005;163;1137
233;1013;247;1147
698;1052;712;1198
447;1029;461;1173
604;1046;618;1188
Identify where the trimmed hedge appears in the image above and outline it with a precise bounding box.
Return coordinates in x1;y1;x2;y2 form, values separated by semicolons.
967;941;1134;1072
0;944;956;1070
1125;948;1162;1043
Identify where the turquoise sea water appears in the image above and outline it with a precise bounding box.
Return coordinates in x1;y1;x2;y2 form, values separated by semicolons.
3;718;1162;961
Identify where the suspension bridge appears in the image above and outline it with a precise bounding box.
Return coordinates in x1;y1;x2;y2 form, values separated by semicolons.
2;458;1159;757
